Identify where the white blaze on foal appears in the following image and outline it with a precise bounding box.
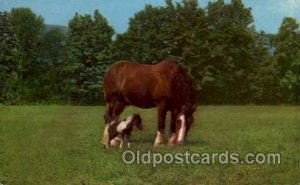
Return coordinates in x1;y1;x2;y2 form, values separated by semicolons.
177;114;186;143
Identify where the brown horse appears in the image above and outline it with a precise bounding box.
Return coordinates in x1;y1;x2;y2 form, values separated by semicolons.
101;60;196;146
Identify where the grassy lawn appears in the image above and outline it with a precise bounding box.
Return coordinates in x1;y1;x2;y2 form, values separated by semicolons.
0;106;299;185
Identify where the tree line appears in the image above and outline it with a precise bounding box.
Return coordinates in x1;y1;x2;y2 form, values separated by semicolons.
0;0;299;105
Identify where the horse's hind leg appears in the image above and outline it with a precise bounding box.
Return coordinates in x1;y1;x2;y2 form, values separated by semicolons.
168;110;177;145
154;101;167;147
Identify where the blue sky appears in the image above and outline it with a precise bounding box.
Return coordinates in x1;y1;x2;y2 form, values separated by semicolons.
0;0;299;34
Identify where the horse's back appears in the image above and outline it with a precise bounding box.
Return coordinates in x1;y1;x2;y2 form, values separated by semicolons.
109;60;180;70
103;60;187;107
105;60;181;80
103;61;156;104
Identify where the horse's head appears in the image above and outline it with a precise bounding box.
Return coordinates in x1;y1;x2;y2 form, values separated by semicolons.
176;104;197;145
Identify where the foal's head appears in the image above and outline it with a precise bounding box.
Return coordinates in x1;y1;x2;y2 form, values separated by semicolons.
130;114;143;131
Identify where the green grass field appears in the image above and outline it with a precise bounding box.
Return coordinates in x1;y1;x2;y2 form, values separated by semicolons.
0;106;299;185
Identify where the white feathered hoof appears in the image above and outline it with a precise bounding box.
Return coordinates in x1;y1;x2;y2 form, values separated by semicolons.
101;124;110;145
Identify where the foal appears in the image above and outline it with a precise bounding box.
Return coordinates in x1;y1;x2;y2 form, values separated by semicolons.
107;114;143;148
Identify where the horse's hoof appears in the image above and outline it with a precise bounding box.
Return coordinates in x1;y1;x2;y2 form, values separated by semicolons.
167;138;176;146
167;132;177;146
168;138;177;146
167;142;176;146
101;139;108;146
154;138;163;147
176;141;185;146
154;142;164;147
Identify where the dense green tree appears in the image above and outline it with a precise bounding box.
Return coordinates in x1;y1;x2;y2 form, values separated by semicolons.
246;32;281;104
0;12;19;104
9;8;44;101
62;10;114;104
199;0;260;104
274;17;300;103
33;28;66;102
113;4;170;63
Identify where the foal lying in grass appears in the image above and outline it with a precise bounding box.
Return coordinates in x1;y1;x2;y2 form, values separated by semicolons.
107;114;143;148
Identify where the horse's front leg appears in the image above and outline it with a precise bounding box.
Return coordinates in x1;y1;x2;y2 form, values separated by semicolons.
154;102;167;147
102;102;125;145
119;139;124;149
125;134;131;148
168;110;177;145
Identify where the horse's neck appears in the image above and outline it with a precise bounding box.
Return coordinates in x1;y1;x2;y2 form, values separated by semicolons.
123;122;134;132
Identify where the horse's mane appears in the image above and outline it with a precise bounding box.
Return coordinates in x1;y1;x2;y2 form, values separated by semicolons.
171;65;196;110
